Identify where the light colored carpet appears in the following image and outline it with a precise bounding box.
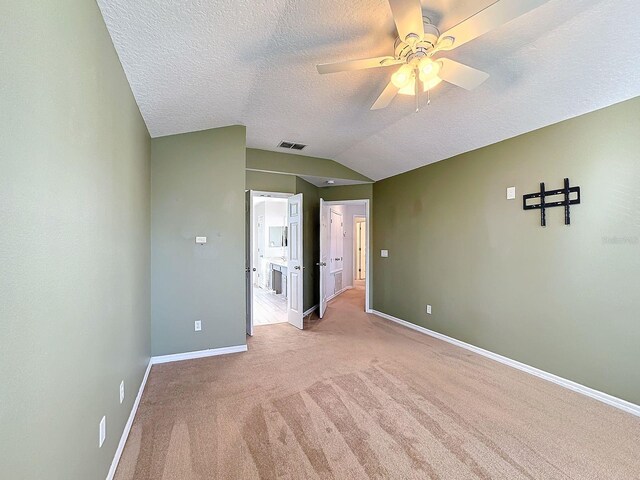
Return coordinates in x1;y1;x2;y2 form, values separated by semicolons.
115;289;640;479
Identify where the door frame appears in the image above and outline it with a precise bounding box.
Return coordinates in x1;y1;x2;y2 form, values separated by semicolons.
246;190;294;335
320;199;371;313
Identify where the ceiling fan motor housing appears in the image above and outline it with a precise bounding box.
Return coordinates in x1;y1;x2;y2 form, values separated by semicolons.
394;18;440;61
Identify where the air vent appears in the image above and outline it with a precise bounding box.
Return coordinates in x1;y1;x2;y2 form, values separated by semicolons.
278;141;307;151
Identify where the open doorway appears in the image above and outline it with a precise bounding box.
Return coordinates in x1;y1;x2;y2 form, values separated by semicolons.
319;199;370;318
252;195;288;326
245;191;305;335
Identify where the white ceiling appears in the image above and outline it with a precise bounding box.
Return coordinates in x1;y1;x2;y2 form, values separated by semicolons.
98;0;640;180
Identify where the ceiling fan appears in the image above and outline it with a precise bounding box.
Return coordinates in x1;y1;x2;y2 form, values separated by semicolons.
316;0;548;111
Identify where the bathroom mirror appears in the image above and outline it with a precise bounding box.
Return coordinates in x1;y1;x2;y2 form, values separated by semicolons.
269;226;287;247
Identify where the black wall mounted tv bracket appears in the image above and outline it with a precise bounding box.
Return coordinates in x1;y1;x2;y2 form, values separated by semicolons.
523;178;581;227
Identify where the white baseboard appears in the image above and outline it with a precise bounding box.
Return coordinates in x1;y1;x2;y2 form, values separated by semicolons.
325;286;353;303
369;309;640;418
106;360;152;480
151;344;248;365
107;344;247;478
303;305;318;316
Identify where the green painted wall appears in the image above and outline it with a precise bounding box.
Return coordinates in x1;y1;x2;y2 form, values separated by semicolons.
246;170;296;193
151;127;247;356
0;1;151;478
319;184;373;202
295;177;320;311
247;148;372;182
373;97;640;405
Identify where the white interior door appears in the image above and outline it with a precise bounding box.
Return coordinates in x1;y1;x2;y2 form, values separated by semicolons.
330;209;344;273
287;193;304;329
319;199;328;318
245;191;253;336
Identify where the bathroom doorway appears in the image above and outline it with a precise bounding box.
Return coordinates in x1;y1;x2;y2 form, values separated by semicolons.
245;190;304;335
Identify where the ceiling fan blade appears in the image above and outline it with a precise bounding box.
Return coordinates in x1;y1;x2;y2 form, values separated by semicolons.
388;0;425;43
437;0;548;51
438;59;489;90
371;81;400;110
317;56;404;74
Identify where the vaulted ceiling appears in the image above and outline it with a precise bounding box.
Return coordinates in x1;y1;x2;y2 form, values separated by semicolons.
98;0;640;180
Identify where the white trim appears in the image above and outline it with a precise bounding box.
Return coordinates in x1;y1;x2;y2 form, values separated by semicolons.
325;286;353;303
151;344;248;365
106;360;152;480
248;189;294;199
303;304;318;316
369;309;640;418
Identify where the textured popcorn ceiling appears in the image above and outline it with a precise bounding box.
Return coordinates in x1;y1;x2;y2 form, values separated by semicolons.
98;0;640;180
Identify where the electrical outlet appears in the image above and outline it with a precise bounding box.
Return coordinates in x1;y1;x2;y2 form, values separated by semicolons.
381;249;389;258
99;416;106;448
119;381;125;404
194;320;202;332
426;305;432;315
506;186;516;200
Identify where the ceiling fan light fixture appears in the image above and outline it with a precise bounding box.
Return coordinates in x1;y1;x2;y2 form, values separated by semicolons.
391;64;413;89
398;78;416;95
418;57;441;81
422;76;442;91
418;57;434;76
398;75;442;95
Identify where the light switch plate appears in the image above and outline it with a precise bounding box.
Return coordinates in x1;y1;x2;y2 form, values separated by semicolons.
426;305;432;315
194;320;202;332
381;250;389;258
195;236;207;244
506;186;516;200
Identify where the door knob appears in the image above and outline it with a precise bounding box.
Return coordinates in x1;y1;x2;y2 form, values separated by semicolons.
294;265;301;270
252;268;256;271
